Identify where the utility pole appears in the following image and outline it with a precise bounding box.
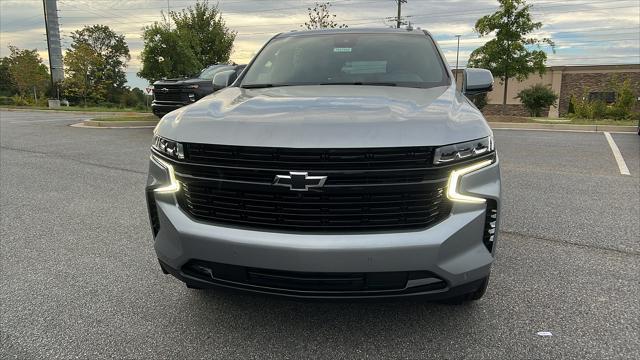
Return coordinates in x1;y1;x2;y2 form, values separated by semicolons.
396;0;407;28
167;0;170;30
454;35;461;83
42;0;64;102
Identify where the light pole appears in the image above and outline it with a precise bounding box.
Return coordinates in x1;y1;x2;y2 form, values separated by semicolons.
454;35;461;84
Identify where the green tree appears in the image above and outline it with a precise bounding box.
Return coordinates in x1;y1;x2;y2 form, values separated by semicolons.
516;84;557;117
172;0;236;67
302;2;348;29
468;0;554;114
0;56;16;95
138;1;236;82
63;43;105;106
5;46;49;100
66;25;130;103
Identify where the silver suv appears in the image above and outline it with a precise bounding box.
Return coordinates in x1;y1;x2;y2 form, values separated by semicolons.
146;28;500;303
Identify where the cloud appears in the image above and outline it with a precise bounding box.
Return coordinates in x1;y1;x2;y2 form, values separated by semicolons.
1;0;638;88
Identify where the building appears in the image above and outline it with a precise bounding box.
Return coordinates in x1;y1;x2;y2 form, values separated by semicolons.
455;64;640;117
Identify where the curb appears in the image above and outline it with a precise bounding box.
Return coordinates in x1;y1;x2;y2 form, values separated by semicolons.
1;107;150;116
84;119;159;127
71;119;157;129
489;122;637;133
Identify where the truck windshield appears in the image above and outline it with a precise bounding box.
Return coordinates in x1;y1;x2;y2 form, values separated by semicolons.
241;33;449;89
199;65;233;80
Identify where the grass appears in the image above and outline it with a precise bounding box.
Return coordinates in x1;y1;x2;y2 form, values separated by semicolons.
1;105;150;113
486;115;638;126
93;114;159;122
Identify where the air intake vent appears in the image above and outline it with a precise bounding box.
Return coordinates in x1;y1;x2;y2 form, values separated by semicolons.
146;191;160;237
483;200;498;252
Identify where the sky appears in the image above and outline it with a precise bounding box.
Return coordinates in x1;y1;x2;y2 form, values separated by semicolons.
1;0;638;89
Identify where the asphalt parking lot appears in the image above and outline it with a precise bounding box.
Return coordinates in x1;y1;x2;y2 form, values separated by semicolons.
1;110;638;359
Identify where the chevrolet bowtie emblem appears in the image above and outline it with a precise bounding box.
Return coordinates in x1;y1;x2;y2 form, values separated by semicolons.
273;172;327;191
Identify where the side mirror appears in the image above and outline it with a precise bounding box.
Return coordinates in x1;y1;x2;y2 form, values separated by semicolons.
463;68;493;96
212;70;236;91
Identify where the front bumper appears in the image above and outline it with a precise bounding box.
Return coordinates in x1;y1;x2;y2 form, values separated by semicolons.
146;158;501;299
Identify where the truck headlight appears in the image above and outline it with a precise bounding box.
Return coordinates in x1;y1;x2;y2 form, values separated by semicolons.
152;134;184;160
150;155;180;193
446;160;493;203
433;136;494;165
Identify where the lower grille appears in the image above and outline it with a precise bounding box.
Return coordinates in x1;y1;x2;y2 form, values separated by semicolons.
183;261;446;294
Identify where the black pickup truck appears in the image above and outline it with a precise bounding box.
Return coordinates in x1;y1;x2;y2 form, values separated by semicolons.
151;64;246;117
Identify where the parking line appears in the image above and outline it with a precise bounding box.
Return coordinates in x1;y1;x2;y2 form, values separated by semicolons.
603;132;631;176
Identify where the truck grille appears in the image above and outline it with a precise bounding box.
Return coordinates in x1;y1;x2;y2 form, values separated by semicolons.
153;85;187;102
169;144;453;232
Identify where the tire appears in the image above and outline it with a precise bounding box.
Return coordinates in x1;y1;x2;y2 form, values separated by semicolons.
439;275;490;305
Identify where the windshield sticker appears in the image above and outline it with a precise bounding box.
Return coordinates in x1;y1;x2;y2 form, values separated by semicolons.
333;47;352;53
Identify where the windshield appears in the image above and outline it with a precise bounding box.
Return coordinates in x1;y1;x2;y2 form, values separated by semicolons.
241;33;449;89
199;65;234;80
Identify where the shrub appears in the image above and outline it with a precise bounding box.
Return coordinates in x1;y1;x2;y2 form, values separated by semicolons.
471;93;487;110
11;94;32;106
517;84;558;117
567;96;575;114
608;78;636;120
0;96;15;105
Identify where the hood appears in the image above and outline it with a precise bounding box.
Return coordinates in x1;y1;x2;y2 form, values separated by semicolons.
155;85;491;148
153;78;206;86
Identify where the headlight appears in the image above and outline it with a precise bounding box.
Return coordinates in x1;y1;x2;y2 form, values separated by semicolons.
185;84;199;89
150;155;180;193
433;136;494;165
446;160;493;203
152;134;184;160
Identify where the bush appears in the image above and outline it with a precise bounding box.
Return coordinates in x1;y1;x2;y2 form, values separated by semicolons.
0;96;15;105
471;93;487;110
11;95;32;106
516;84;558;117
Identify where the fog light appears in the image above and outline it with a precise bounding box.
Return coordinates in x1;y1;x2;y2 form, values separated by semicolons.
188;93;195;102
446;160;493;203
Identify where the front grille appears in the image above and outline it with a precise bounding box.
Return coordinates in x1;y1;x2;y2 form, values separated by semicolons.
167;143;458;233
154;91;186;102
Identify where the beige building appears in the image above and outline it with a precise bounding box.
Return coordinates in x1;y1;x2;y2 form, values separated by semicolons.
454;64;640;117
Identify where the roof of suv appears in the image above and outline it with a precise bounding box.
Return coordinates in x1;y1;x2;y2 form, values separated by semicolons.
276;27;431;38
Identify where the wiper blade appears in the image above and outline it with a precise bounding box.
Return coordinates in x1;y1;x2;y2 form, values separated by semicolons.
240;83;290;89
319;82;398;86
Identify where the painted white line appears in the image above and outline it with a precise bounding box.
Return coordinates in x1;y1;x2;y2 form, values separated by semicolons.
493;128;598;133
603;132;631;176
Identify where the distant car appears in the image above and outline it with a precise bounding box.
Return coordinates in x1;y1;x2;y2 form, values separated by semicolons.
151;64;246;118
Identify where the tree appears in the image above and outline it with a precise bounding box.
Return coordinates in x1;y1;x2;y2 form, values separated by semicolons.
138;1;236;82
63;43;105;106
5;46;49;99
468;0;554;115
0;56;16;96
516;84;557;117
66;25;130;103
172;0;236;68
138;18;200;82
302;2;348;30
